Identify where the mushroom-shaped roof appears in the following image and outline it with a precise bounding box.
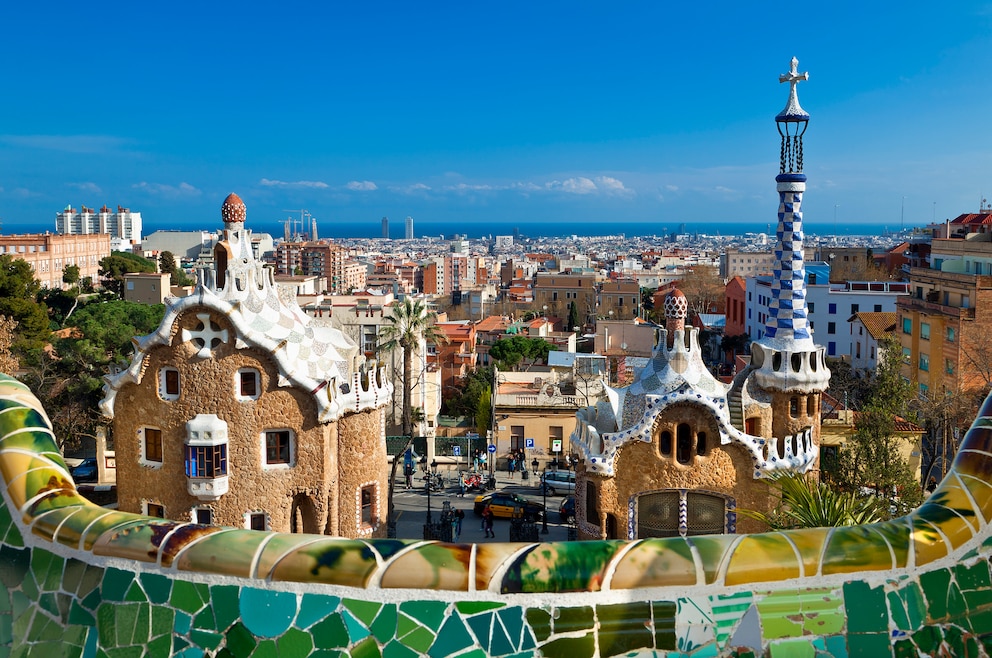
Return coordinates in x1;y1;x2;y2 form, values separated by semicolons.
221;193;246;225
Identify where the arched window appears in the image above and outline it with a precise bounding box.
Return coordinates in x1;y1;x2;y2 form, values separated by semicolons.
807;395;817;416
789;397;799;417
697;431;707;456
676;424;692;464
660;431;672;457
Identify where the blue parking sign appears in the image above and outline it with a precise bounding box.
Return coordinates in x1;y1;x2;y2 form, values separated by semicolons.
452;446;461;456
525;438;535;449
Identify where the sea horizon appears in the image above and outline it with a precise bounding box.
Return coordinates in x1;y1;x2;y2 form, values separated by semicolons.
0;217;926;242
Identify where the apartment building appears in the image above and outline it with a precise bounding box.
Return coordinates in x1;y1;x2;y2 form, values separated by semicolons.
598;279;641;320
0;232;110;289
56;204;142;250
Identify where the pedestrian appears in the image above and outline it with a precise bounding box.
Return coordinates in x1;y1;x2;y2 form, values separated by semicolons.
458;474;466;497
454;508;464;540
508;456;515;479
482;505;494;538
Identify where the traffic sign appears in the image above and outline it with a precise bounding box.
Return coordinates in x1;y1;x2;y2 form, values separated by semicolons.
487;444;496;453
452;446;461;456
525;438;535;449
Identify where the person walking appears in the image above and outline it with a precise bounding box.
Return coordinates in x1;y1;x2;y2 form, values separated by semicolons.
453;508;464;540
508;456;515;479
482;505;494;538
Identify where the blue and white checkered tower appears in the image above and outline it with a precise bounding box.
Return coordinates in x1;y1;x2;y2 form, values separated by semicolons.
752;58;829;400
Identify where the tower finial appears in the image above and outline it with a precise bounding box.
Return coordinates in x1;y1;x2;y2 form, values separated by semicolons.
776;57;810;175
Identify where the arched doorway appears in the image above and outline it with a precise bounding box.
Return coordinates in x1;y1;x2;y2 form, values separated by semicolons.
290;493;318;534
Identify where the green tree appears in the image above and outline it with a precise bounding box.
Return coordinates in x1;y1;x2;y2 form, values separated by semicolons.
62;264;80;289
474;385;492;437
567;301;580;332
830;335;924;515
488;335;555;371
378;297;448;527
159;251;177;276
98;252;157;296
0;255;49;351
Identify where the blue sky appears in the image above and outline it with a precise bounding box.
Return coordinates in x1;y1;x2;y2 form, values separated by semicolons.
1;2;991;233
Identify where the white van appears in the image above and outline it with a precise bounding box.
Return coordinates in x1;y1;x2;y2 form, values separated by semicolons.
540;471;576;495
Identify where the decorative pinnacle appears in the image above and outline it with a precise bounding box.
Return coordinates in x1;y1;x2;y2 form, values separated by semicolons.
776;57;809;123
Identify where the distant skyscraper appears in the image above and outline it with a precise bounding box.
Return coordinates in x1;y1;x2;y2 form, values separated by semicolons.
381;217;389;239
405;216;414;240
56;204;142;251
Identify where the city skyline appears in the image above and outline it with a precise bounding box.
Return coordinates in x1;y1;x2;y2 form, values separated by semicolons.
1;3;991;232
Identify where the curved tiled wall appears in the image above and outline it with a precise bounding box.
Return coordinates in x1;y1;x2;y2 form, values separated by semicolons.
2;373;991;656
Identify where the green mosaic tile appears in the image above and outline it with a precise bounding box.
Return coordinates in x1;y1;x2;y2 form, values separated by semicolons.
956;560;992;591
151;605;174;637
0;494;23;548
687;535;737;584
147;635;172;657
382;639;420;658
0;612;11;646
189;628;223;651
193;606;217;632
946;581;967;622
370;604;398;645
342;608;371;643
846;632;890;657
18;572;37;603
757;590;803;640
296;594;341;630
943;625;967;657
537;633;595;658
399;601;448;631
138;573;172;605
344;598;382;627
900;581;926;631
351;636;384;658
130;603;151;645
0;546;29;591
887;590;911;632
224;621;257;655
503;541;620;593
277;627;314;657
768;638;815;657
823;634;848;658
67;600;95;627
525;608;552;643
239;587;296;639
653;601;677;650
497;607;525;650
30;547;63;592
123;582;146;604
488;616;515;656
170;580;209;616
553;606;594;635
465;612;493;649
427;612;474;657
100;567;134;603
597;601;653;656
920;568;952;620
311;613;349;650
455;601;505;615
395;612;418;640
103;646;143;658
843;581;886;633
209;585;240;633
253;639;279;658
398;624;435;654
174;611;192;634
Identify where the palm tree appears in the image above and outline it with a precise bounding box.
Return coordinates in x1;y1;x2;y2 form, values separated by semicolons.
378;297;447;530
740;473;886;530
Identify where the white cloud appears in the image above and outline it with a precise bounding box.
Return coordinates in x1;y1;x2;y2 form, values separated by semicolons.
665;184;679;192
67;182;102;194
547;177;597;194
390;183;432;195
595;176;634;196
260;178;329;189
445;183;494;192
132;181;201;197
346;180;378;191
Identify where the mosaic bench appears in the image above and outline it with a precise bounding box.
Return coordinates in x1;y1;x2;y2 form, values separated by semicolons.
1;373;991;657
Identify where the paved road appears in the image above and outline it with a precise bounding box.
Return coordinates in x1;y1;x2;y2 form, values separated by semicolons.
388;470;573;543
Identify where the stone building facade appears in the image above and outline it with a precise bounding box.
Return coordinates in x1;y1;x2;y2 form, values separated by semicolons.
571;58;828;541
101;193;392;539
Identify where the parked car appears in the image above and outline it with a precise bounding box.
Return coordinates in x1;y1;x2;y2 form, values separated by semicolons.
473;491;545;521
559;496;575;524
70;458;98;483
540;470;576;496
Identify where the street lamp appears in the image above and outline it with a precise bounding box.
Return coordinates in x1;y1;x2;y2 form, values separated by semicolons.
533;458;548;534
